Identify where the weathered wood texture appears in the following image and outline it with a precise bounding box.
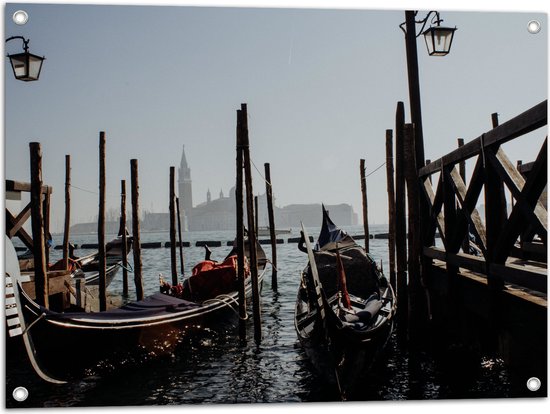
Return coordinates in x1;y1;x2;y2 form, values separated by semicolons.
63;155;71;271
131;159;144;300
385;130;397;291
169;166;178;285
98;132;107;311
236;108;247;341
419;100;547;295
29;142;49;307
241;103;262;345
264;162;278;291
360;158;370;252
120;180;129;295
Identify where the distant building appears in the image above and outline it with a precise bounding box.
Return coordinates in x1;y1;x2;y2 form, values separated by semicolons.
176;145;357;231
72;147;357;234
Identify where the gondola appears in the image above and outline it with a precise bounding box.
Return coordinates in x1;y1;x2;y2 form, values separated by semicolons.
6;235;266;384
294;207;396;398
67;235;134;286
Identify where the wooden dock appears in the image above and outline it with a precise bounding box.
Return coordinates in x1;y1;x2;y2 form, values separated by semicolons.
386;99;547;387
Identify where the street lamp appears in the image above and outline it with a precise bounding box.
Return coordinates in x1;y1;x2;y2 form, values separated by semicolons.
400;10;457;169
5;36;45;81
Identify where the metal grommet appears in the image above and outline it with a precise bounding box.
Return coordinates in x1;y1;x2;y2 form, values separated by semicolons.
526;377;541;391
12;386;29;402
527;20;541;34
12;10;29;25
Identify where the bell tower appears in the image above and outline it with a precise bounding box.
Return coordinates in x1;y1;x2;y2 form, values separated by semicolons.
178;145;193;229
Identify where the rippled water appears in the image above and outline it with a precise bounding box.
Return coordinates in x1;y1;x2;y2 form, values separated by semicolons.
6;225;523;407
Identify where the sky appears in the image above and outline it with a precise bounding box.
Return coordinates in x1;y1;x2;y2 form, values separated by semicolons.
2;0;548;233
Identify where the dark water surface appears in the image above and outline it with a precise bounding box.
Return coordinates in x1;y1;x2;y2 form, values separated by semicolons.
5;226;530;407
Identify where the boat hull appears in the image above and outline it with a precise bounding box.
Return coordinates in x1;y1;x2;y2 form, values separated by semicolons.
18;270;265;382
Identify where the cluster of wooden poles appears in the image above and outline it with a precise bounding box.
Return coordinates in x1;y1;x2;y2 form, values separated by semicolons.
27;103;278;345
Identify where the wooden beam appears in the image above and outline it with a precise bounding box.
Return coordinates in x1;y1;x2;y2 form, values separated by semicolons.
7;203;32;239
420;100;547;177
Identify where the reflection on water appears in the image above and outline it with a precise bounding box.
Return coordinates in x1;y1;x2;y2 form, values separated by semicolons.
6;226;520;407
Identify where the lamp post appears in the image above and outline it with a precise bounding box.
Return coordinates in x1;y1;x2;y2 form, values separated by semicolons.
401;10;456;168
5;36;45;81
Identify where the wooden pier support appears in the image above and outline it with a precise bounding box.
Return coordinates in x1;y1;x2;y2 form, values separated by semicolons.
241;103;262;345
120;180;129;295
169;166;178;285
385;130;397;291
62;155;71;271
131;159;144;300
360;159;370;252
394;102;408;331
176;197;185;276
236;108;247;342
264;162;278;291
29;142;49;308
98;132;107;312
403;123;427;340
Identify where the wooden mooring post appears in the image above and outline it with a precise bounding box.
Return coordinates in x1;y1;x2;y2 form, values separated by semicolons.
131;159;144;300
403;123;428;340
62;155;71;271
360;159;370;252
385;130;396;291
98;132;107;312
120;180;129;296
236;108;247;342
176;197;185;276
394;102;408;332
264;162;278;291
241;103;262;345
29;142;49;308
169;166;178;285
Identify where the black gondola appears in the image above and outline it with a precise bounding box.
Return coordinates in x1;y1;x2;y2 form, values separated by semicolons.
6;235;266;384
294;206;396;398
68;235;134;286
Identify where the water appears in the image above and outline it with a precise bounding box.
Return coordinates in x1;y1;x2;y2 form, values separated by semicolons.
6;225;522;407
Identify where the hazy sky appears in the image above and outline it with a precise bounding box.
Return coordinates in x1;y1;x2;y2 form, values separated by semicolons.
3;1;547;232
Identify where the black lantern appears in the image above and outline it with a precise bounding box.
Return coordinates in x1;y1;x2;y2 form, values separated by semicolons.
5;36;45;81
423;24;457;56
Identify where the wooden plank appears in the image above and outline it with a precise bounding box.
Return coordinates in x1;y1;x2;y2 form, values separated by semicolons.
492;143;547;263
447;164;487;254
424;247;547;292
420;100;547;177
5;180;52;194
7;203;32;239
22;271;75;299
422;176;445;244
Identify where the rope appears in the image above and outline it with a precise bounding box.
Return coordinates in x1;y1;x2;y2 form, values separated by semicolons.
365;161;386;178
70;184;119;198
250;158;272;188
202;294;245;319
117;262;134;273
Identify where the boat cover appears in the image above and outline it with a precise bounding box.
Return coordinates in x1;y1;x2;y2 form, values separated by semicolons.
45;293;199;320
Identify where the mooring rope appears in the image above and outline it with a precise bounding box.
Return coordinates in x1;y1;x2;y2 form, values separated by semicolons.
202;294;245;319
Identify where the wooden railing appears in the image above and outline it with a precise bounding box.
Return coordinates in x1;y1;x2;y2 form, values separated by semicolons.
418;100;547;293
